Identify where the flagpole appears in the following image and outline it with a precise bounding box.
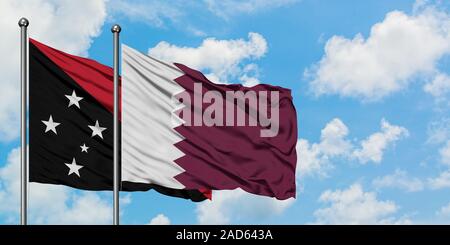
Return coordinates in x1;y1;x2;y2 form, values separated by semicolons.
111;24;121;226
18;17;29;226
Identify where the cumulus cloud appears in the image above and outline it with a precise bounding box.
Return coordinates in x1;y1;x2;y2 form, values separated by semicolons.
425;133;450;191
148;32;268;86
297;118;408;177
427;117;450;144
427;117;450;175
424;73;450;98
318;118;352;156
204;0;298;20
0;148;112;224
313;183;411;224
0;0;107;141
196;189;294;224
296;118;351;177
428;170;450;189
439;140;450;166
306;5;450;101
352;119;409;164
437;202;450;217
372;169;424;192
296;139;329;178
42;192;111;225
148;214;171;225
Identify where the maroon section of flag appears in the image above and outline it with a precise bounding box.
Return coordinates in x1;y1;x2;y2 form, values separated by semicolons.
172;63;298;200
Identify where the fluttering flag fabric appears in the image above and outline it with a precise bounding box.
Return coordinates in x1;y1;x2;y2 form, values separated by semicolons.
29;39;210;201
122;45;297;200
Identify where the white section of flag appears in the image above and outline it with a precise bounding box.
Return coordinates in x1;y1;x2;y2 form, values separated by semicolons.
121;44;186;189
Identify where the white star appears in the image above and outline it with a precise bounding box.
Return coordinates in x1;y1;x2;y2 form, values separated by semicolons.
65;90;83;108
41;115;61;135
88;120;107;139
80;143;89;153
65;158;84;177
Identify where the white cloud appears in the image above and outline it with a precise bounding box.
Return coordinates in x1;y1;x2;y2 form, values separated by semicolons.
313;183;411;224
120;193;132;206
0;0;107;141
296;139;329;177
148;214;171;225
239;75;261;87
196;189;294;224
352;119;409;164
306;5;450;101
428;170;450;189
107;0;182;28
372;169;424;192
239;63;262;87
437;202;450;217
0;147;113;224
148;32;267;85
296;118;350;177
439;140;450;165
297;118;408;177
108;1;295;36
0;148;23;215
427;117;450;144
424;73;450;98
426;119;450;177
204;0;298;20
43;192;111;225
318;118;352;156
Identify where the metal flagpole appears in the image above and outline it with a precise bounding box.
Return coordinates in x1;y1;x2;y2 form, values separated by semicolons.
111;24;121;225
18;17;29;226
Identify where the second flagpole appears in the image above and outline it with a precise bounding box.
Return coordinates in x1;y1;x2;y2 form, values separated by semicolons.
112;24;121;225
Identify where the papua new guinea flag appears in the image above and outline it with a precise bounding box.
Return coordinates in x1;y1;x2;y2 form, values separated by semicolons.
122;45;297;200
29;39;210;201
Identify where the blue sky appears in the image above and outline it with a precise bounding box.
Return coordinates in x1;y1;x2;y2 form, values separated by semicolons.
1;0;450;224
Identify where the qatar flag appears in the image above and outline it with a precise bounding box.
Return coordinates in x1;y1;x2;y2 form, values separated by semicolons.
122;45;298;200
